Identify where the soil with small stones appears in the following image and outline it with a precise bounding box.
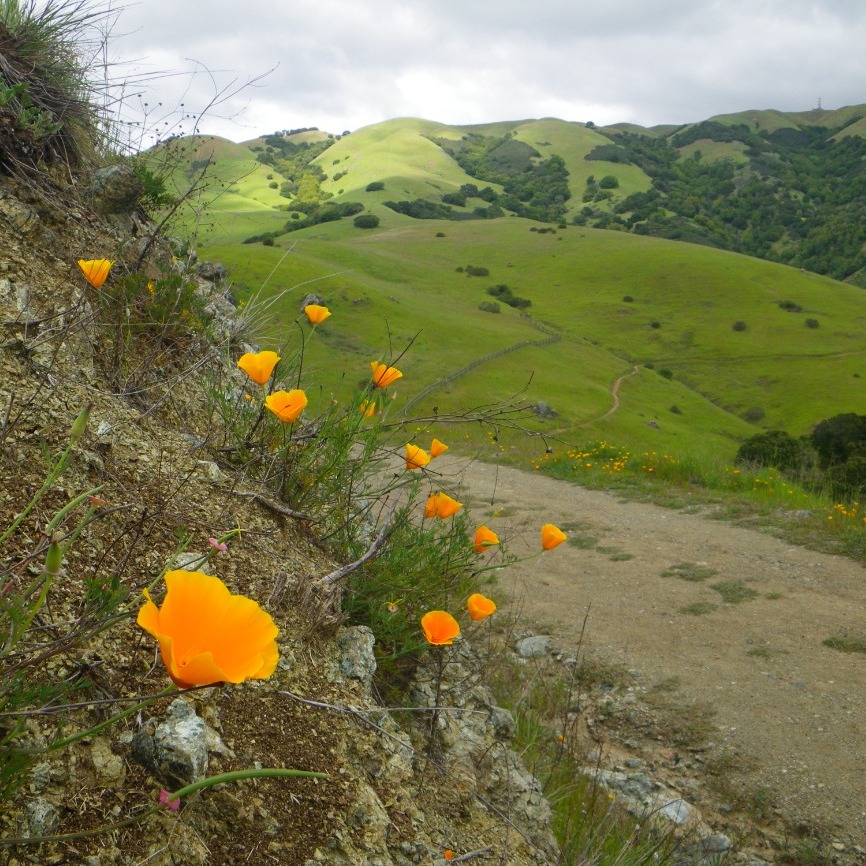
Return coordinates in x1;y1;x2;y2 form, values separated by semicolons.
442;454;866;852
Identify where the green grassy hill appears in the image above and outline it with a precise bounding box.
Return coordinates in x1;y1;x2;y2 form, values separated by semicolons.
198;216;866;466
145;112;866;470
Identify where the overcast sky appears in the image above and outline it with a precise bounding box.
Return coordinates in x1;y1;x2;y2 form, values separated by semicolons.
104;0;866;146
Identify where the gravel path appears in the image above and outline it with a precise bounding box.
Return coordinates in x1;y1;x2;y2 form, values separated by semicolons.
437;455;866;846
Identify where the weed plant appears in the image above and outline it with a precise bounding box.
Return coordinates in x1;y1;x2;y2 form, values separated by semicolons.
534;441;866;564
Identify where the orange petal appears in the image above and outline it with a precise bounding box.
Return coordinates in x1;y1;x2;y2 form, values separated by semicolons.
467;593;496;621
237;350;280;386
370;361;402;388
77;259;113;289
421;610;461;645
304;304;331;324
541;523;567;550
473;525;499;553
405;443;431;470
430;438;448;458
265;389;307;423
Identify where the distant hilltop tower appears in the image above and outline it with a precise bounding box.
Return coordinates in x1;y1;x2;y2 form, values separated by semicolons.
816;96;823;110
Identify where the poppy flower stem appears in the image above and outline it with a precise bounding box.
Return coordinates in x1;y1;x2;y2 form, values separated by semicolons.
0;409;92;547
11;686;178;756
165;767;328;806
427;646;447;759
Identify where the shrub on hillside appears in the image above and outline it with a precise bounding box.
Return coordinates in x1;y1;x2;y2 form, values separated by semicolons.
778;300;803;312
743;406;766;423
353;214;380;229
811;413;866;467
805;318;820;328
365;181;385;191
828;456;866;497
732;320;747;331
599;175;620;189
478;301;501;313
466;265;489;277
736;430;814;472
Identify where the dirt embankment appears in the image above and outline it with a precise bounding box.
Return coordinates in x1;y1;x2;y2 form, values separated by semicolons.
438;455;866;850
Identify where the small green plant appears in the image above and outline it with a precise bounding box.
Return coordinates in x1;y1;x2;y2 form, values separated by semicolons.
680;601;718;615
712;580;759;603
822;636;866;654
661;562;718;581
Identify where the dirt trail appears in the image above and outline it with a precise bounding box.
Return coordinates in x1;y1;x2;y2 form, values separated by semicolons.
437;455;866;846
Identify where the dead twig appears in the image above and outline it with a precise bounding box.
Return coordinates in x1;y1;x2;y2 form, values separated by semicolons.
315;492;402;586
231;489;310;522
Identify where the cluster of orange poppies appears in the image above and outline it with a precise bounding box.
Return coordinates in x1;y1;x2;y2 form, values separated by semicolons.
421;592;497;646
122;290;569;687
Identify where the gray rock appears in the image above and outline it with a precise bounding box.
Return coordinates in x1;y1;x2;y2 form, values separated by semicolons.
532;401;558;419
0;193;40;235
487;705;516;741
90;736;126;782
84;164;142;216
337;625;377;690
658;797;692;825
701;833;732;853
133;698;209;787
516;635;552;658
196;261;227;281
300;292;325;311
25;796;59;837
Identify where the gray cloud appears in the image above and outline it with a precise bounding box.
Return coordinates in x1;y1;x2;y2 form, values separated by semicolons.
106;0;866;144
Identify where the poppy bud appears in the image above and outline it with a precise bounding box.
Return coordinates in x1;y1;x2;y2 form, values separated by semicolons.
44;536;63;576
70;404;92;443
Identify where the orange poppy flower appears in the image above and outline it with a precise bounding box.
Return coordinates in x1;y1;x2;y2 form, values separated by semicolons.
359;400;377;418
467;592;497;621
541;523;567;550
237;350;281;386
421;610;460;646
304;304;331;324
265;389;308;423
137;570;279;688
424;492;463;519
405;443;431;470
77;259;113;289
443;852;455;862
473;525;500;553
370;361;403;388
430;438;448;458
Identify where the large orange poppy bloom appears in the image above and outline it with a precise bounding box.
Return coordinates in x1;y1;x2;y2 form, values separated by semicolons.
421;610;460;645
137;570;279;688
541;523;567;550
304;304;331;325
467;593;497;622
265;389;307;423
370;361;403;388
405;443;431;470
77;259;113;289
430;438;448;458
424;492;463;519
237;351;281;386
473;525;500;553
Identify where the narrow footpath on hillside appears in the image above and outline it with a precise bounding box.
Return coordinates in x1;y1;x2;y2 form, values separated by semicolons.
432;454;866;852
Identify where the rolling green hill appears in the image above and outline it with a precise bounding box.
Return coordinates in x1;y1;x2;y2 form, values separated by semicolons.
144;110;866;469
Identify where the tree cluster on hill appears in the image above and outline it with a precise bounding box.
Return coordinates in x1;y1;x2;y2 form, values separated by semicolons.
736;413;866;498
253;134;334;207
432;133;571;223
581;121;866;286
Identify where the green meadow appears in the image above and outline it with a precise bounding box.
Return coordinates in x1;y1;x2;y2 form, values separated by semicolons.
200;216;865;464
165;117;866;474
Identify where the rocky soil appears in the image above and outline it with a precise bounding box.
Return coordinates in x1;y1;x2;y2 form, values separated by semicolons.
0;167;557;865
